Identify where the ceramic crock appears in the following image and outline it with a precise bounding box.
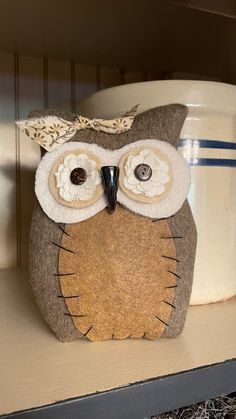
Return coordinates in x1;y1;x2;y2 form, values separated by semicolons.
77;80;236;305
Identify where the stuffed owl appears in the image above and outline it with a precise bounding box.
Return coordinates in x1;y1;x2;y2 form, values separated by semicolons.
17;104;197;342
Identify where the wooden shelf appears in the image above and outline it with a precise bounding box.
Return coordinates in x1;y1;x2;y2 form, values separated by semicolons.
0;268;235;418
1;1;236;82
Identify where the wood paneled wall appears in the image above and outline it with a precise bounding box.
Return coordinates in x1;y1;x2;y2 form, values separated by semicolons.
0;52;156;268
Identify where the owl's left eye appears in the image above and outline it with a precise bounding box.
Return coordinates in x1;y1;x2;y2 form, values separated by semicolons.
134;164;152;181
119;146;172;203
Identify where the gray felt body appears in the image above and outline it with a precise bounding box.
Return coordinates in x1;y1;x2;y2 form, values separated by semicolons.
29;105;197;341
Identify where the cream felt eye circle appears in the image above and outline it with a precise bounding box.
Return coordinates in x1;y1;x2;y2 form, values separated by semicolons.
49;150;103;209
119;146;173;203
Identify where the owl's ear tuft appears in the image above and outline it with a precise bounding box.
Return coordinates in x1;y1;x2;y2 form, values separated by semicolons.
130;104;188;149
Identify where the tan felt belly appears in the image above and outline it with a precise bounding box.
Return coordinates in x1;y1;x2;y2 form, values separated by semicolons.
58;205;177;341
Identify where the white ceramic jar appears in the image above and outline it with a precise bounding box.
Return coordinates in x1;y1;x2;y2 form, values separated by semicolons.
78;80;236;305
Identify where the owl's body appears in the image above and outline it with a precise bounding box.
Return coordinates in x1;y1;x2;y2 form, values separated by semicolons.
28;105;197;342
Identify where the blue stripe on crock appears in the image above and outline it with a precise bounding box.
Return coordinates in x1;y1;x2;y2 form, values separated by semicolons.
179;139;236;167
186;158;236;167
179;139;236;150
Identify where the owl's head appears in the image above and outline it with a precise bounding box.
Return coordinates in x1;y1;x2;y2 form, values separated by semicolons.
18;104;189;224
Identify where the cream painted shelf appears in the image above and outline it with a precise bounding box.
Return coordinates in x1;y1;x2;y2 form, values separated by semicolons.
0;268;235;418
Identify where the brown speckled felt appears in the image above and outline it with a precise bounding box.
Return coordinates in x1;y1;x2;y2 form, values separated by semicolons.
59;205;177;341
28;104;197;342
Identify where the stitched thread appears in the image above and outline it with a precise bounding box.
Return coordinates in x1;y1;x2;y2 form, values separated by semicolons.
58;225;70;237
161;236;183;239
155;316;169;327
83;326;93;336
167;270;181;279
53;272;74;276
163;300;176;309
51;242;76;254
162;255;179;262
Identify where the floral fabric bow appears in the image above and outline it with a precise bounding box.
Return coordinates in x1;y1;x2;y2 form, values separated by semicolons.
16;105;139;152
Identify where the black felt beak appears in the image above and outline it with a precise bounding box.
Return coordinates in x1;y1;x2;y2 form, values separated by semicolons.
101;166;119;214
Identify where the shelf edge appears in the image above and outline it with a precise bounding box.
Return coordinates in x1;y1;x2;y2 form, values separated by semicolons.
2;358;236;419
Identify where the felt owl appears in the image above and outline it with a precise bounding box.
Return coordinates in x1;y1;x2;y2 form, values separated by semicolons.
17;104;197;342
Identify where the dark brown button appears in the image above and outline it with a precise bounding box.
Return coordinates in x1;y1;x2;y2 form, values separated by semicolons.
134;164;152;181
70;167;87;185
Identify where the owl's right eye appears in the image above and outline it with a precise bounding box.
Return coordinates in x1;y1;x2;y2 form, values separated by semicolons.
70;167;87;185
35;142;108;224
51;151;103;208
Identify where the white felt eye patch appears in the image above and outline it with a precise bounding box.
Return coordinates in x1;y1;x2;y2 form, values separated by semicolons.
119;146;173;203
118;140;190;219
36;142;108;223
35;140;190;223
50;149;103;209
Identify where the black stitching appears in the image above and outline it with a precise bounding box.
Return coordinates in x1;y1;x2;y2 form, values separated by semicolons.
51;242;76;254
53;272;74;276
161;236;182;239
162;255;179;262
167;270;181;279
57;224;70;237
163;300;176;309
152;215;174;223
155;316;169;327
83;326;93;336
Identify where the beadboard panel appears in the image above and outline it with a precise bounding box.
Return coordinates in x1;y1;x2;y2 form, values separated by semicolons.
75;64;97;105
0;52;17;268
18;55;44;266
0;52;146;268
100;67;122;90
47;59;72;111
